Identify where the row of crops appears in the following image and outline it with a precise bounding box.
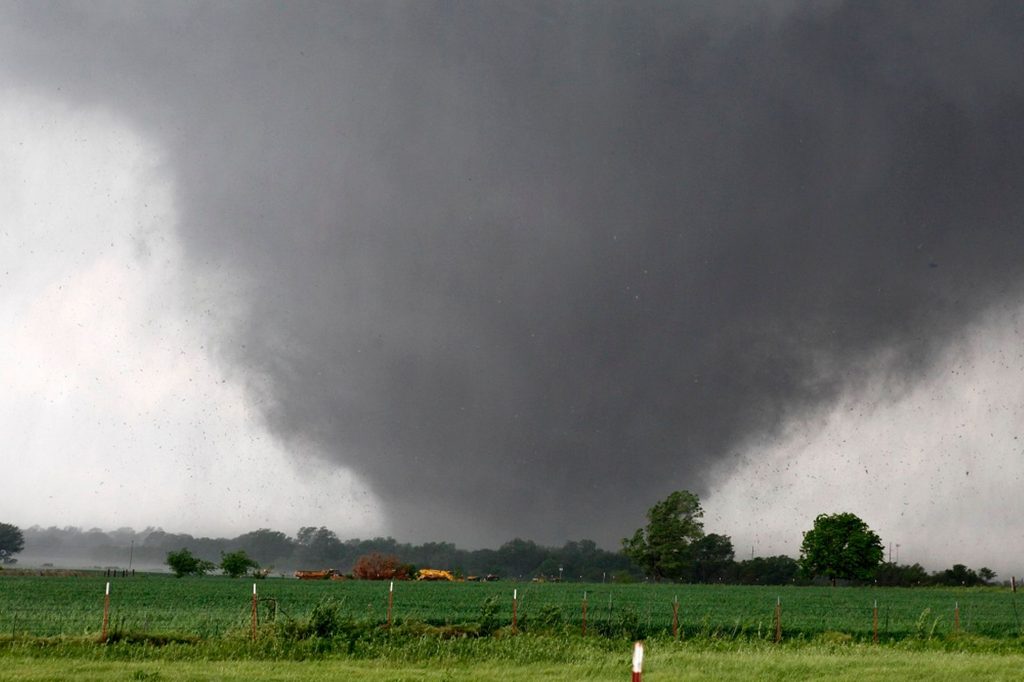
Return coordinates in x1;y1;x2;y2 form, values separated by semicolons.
1;574;1022;640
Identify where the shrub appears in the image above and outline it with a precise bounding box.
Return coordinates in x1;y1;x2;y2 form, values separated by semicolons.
479;596;500;635
352;553;410;580
166;548;215;578
532;604;563;632
308;599;344;638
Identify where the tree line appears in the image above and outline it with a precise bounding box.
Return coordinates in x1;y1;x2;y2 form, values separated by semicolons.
3;491;1006;586
14;524;636;581
620;491;1002;587
12;522;800;584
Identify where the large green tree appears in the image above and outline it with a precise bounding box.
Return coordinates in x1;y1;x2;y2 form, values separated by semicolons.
295;526;343;566
690;533;735;583
233;529;295;566
0;523;25;564
622;490;705;581
166;548;215;578
799;512;884;585
220;550;260;578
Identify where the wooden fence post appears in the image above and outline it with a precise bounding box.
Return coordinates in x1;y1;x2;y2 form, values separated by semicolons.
774;596;782;643
954;602;960;634
872;600;879;644
387;581;394;629
512;588;518;633
672;595;680;640
251;583;258;641
582;591;588;636
100;582;110;642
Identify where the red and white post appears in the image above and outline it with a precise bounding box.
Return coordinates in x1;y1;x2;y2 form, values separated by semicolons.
251;583;258;641
387;580;394;628
631;641;644;682
100;582;111;642
512;588;519;632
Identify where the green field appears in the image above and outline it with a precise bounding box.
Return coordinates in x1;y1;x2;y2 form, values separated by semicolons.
1;573;1022;641
2;575;1024;680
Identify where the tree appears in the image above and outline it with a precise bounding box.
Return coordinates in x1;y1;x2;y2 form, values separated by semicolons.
874;562;930;587
295;526;343;566
495;538;547;578
352;553;410;580
233;529;295;565
0;523;25;564
799;512;883;585
556;539;619;582
978;567;997;584
166;548;215;578
690;533;735;583
220;550;260;578
735;556;801;585
622;490;705;581
936;563;981;587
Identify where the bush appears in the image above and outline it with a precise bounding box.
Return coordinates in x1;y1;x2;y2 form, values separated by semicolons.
277;597;383;654
308;599;344;638
166;548;215;578
479;596;500;635
279;600;346;641
533;604;563;631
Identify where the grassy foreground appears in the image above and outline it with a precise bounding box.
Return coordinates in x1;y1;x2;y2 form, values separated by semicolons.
3;642;1024;681
3;576;1024;679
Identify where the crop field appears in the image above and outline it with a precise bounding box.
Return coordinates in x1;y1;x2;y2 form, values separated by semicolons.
2;575;1024;680
1;573;1022;642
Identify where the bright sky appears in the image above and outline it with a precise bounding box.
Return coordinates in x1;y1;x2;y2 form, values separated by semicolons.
0;91;382;539
706;305;1024;576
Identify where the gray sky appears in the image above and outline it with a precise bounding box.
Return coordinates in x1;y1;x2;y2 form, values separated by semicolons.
1;1;1022;576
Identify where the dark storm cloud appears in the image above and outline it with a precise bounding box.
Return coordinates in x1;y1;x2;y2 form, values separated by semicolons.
4;1;1024;545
